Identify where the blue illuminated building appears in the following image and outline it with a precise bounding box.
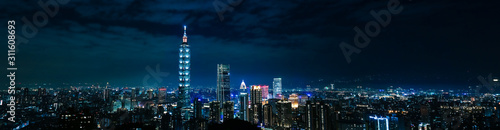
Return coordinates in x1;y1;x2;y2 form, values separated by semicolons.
179;25;191;108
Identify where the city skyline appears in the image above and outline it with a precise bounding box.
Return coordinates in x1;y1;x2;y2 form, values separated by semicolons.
2;1;500;129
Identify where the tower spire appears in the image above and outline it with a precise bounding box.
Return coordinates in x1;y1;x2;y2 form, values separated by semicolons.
183;25;188;43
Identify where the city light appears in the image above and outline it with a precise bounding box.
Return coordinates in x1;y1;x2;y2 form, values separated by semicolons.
369;115;389;130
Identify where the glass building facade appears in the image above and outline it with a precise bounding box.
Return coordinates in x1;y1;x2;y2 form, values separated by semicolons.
217;64;231;106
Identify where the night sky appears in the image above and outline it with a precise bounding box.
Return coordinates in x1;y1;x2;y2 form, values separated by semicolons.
1;0;499;89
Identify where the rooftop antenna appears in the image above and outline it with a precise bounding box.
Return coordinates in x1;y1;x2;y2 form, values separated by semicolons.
183;25;188;43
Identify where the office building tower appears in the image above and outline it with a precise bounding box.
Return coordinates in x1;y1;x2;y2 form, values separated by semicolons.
103;82;111;101
179;25;191;108
217;64;231;106
250;85;263;124
277;100;292;128
194;98;203;119
209;101;221;123
369;115;405;130
263;104;274;127
172;107;184;129
103;88;110;101
273;78;282;99
158;87;166;103
239;93;249;121
203;103;211;119
369;116;389;130
306;100;332;130
261;85;269;99
223;101;234;121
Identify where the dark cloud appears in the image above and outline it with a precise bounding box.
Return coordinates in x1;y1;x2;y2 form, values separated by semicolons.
1;0;499;89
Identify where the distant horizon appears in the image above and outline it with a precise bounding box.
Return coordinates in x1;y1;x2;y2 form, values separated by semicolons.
3;80;488;91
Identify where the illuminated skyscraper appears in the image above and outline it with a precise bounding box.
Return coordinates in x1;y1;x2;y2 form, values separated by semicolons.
103;82;111;101
273;78;282;99
179;25;191;108
306;100;332;130
277;100;292;128
217;64;230;105
369;116;389;130
261;85;269;100
239;93;249;121
250;85;263;124
263;104;274;127
194;98;203;119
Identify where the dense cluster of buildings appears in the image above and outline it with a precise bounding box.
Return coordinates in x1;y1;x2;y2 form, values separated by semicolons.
3;82;500;129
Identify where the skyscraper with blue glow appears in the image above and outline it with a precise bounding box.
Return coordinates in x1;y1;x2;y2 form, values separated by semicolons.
273;78;282;99
217;64;230;105
179;25;190;108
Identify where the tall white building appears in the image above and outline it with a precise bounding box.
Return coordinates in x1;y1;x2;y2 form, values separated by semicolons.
240;80;247;92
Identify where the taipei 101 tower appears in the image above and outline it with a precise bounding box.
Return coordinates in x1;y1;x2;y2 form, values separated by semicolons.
178;25;190;108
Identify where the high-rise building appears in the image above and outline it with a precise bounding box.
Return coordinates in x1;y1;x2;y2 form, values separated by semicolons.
263;104;274;127
250;85;263;124
178;25;191;108
209;101;221;123
217;64;230;105
239;93;249;121
369;116;389;130
202;103;211;119
368;115;404;130
306;100;332;130
261;85;269;100
103;88;110;101
103;82;111;101
223;101;234;121
194;98;203;119
158;87;166;103
277;100;292;128
273;78;282;99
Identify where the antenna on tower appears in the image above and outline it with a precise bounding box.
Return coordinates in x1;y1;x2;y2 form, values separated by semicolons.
183;25;187;36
